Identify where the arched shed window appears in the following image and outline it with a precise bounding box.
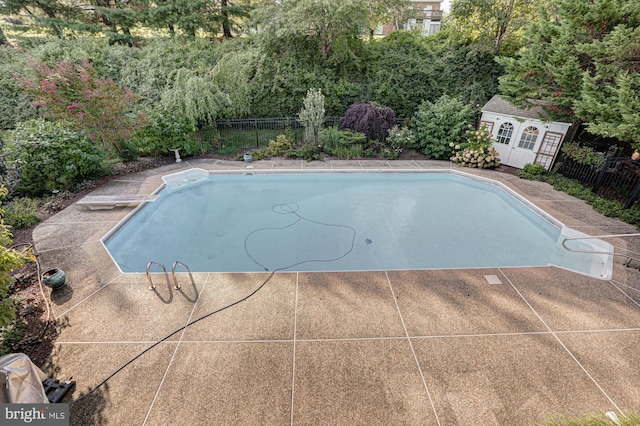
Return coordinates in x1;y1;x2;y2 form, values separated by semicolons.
518;126;539;150
496;123;514;144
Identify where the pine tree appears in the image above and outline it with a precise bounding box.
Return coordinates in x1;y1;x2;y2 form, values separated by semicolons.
498;0;640;147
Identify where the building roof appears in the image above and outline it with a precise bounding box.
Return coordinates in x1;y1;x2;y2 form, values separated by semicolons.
481;95;556;122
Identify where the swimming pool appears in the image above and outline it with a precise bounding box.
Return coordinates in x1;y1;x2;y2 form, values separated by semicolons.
102;169;613;279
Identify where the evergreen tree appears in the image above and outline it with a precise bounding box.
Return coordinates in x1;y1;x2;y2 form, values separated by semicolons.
0;0;80;38
136;0;251;38
498;0;640;147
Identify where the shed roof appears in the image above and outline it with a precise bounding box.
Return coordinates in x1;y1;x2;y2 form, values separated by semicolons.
481;95;556;122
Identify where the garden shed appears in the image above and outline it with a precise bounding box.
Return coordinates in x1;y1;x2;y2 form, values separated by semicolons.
479;95;575;170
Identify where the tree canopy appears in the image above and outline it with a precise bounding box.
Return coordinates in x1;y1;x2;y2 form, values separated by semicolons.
444;0;548;55
498;0;640;147
250;0;368;64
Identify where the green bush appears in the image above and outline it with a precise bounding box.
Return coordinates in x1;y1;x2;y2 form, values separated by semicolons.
386;126;416;159
332;144;363;160
319;126;343;153
319;127;366;158
517;163;549;180
561;142;606;167
267;135;292;157
2;119;106;196
412;95;474;159
289;143;324;162
3;197;42;229
0;186;26;329
239;149;268;161
339;129;367;146
132;108;199;156
216;145;240;156
0;49;37;130
517;166;640;227
0;319;24;357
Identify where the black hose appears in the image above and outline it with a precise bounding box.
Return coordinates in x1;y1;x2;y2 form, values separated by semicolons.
71;271;276;405
71;203;356;405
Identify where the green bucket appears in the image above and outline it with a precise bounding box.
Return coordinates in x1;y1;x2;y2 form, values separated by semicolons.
42;268;66;290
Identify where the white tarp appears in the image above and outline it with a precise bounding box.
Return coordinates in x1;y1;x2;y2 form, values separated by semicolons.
0;353;48;403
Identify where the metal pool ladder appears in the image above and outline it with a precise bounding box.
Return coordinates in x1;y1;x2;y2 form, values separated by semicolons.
146;261;192;290
562;233;640;267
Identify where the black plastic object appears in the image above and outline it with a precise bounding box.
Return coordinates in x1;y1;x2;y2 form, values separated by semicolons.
42;378;76;403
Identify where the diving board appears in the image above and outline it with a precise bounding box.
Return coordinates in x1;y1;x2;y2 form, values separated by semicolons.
77;194;160;210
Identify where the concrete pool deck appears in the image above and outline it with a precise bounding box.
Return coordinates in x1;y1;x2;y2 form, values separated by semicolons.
33;159;640;425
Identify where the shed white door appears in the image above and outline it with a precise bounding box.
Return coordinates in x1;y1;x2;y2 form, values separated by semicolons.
492;122;541;169
492;121;517;165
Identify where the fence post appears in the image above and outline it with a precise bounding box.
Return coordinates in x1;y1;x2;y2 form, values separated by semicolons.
625;180;640;209
592;156;614;193
254;118;259;148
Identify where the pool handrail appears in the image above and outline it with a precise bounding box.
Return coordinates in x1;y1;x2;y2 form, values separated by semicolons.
146;261;168;290
171;261;192;290
561;233;640;266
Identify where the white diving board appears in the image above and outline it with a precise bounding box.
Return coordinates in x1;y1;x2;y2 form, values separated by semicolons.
77;194;160;210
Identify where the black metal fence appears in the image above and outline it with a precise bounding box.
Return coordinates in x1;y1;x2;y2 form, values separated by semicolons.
553;155;603;186
213;117;342;149
208;116;406;150
554;153;640;209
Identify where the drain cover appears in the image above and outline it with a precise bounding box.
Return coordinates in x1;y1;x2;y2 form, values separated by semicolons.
484;275;502;285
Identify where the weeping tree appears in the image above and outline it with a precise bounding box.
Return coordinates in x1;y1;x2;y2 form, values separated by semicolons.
340;102;396;142
160;68;230;128
159;68;230;153
298;88;325;144
210;47;259;119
